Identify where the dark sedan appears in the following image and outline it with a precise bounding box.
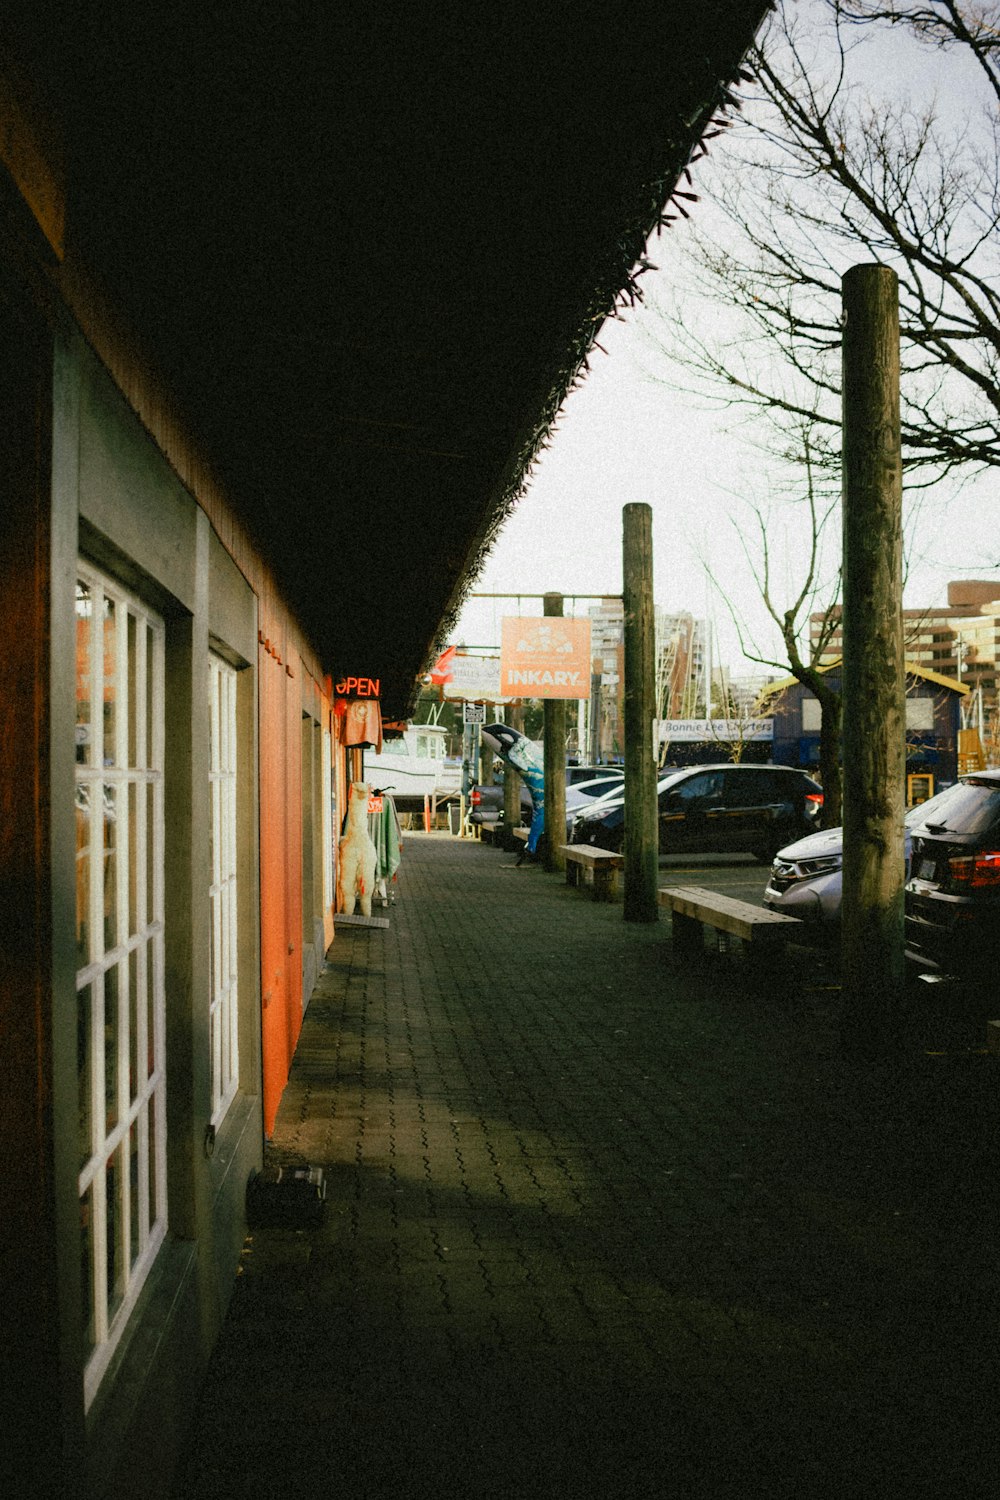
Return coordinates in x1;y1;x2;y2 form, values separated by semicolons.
570;763;823;862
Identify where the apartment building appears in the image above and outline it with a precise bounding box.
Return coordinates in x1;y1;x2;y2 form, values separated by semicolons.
811;580;1000;709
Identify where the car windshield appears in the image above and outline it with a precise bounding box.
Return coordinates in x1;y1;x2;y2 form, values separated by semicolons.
911;779;1000;837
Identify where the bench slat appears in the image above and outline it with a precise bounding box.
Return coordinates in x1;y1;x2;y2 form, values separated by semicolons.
560;845;624;867
659;884;801;944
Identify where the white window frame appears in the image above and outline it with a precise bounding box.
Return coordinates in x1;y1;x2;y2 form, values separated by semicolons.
208;654;239;1126
75;562;167;1411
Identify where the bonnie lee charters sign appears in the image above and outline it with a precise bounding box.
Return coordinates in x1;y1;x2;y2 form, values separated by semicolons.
657;718;774;742
500;616;592;700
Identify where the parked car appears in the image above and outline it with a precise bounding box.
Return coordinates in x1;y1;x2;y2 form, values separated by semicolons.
468;781;531;826
469;765;623;829
905;770;1000;977
763;786;954;929
570;763;823;861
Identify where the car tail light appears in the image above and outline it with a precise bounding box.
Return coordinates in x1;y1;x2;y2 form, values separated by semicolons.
806;792;823;808
470;789;481;805
948;852;1000;888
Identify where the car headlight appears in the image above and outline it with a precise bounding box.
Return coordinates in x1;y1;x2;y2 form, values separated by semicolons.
798;855;842;875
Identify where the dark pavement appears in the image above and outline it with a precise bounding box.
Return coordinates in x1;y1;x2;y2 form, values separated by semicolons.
175;833;999;1499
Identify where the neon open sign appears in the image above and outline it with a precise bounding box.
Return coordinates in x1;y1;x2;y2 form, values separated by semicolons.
334;676;380;698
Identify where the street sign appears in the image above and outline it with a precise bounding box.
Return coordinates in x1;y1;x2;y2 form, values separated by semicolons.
463;702;486;725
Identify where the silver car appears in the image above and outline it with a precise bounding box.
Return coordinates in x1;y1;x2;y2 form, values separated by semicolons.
763;788;954;927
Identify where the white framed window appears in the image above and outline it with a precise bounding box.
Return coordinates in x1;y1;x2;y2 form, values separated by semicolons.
208;655;239;1126
75;563;166;1409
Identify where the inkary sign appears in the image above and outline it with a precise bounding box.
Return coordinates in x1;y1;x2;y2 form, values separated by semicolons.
499;617;592;700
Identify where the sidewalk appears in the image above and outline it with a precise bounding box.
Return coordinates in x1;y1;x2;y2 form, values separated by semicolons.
175;832;998;1499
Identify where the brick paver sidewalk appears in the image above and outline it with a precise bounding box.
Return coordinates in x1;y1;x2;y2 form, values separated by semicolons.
175;832;998;1499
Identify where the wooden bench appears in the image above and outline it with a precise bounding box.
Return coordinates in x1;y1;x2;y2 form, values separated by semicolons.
658;885;802;965
560;844;625;902
511;826;528;844
478;819;502;845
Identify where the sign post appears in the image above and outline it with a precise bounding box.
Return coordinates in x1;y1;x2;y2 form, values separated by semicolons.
623;504;658;923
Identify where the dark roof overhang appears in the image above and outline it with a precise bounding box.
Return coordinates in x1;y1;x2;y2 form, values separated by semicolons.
3;3;769;718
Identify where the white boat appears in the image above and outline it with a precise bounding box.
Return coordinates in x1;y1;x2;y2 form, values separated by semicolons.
363;723;461;809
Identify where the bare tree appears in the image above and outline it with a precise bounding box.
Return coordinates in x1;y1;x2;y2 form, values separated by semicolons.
706;684;776;763
650;0;1000;484
706;430;846;823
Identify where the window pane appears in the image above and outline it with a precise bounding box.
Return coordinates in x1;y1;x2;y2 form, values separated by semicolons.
76;581;92;765
80;1184;96;1355
105;964;120;1135
148;1095;160;1223
147;939;159;1083
76;785;91;970
106;1149;125;1325
78;982;94;1171
128;782;138;937
147;782;156;926
129;1120;141;1271
129;948;140;1107
102;595;117;767
103;785;118;952
127;611;138;767
146;624;156;772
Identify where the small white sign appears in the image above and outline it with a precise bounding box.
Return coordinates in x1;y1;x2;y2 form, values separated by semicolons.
657;718;774;743
463;702;487;725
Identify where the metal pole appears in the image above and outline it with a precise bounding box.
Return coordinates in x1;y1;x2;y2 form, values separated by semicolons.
840;263;905;1055
542;593;567;872
622;504;659;922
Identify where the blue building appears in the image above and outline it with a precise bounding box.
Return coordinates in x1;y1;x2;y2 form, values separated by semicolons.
765;661;968;801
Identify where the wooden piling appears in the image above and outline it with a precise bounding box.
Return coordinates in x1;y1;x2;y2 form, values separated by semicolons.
542;593;567;872
840;264;906;1055
623;504;659;922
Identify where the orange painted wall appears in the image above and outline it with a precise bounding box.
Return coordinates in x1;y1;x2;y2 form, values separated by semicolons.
258;607;306;1137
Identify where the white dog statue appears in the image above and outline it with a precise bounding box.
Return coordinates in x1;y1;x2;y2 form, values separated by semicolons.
338;781;379;917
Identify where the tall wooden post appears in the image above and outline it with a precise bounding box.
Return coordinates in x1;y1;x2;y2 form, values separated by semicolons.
840;264;906;1055
623;504;658;922
542;593;567;872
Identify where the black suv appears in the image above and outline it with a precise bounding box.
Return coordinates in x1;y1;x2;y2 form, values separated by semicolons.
570;763;823;861
905;770;1000;977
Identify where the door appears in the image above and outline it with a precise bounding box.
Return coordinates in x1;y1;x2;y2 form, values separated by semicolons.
658;769;725;853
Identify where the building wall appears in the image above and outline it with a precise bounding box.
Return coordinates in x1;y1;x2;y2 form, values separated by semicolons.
0;269;337;1495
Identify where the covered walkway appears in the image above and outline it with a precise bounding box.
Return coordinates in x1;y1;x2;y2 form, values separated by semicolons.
175;834;997;1499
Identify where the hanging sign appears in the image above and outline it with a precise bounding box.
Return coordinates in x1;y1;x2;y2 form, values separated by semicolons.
463;702;487;725
499;617;592;700
334;675;380;699
428;649;511;703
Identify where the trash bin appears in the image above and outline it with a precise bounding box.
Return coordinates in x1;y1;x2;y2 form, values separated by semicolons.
448;802;462;836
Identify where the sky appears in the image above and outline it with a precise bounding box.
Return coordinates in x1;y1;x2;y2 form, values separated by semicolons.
453;2;999;680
